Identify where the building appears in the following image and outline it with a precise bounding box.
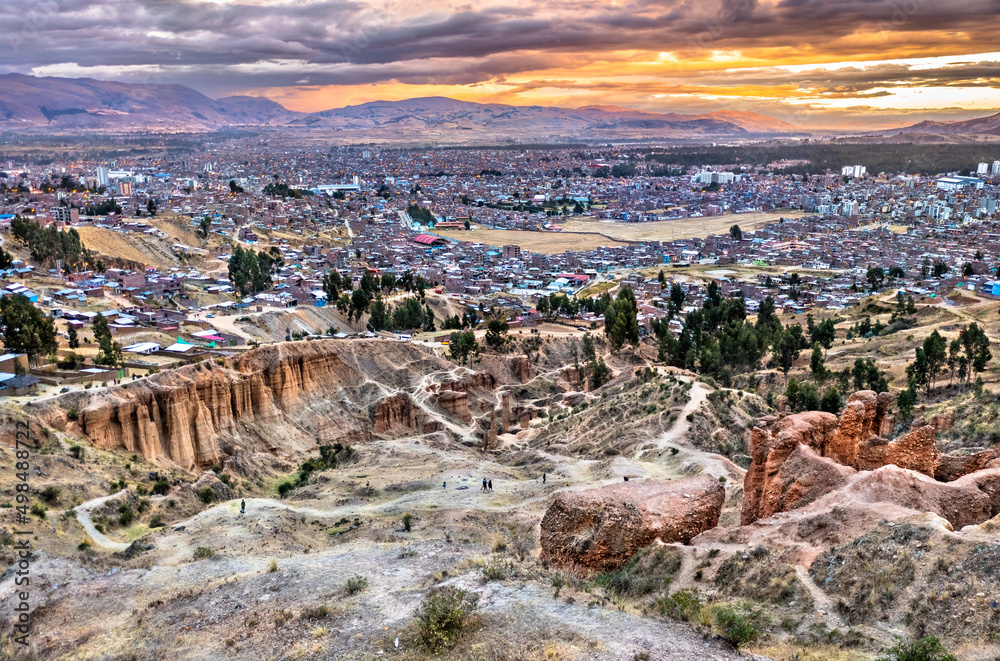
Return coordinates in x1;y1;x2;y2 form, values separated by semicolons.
52;207;79;225
502;244;521;259
96;166;109;187
978;162;990;175
841;165;867;177
992;161;1000;175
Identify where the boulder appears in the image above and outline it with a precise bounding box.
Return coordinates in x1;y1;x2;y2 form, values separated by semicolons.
540;475;724;571
857;425;940;476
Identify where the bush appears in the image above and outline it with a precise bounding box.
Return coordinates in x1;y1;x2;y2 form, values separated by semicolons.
197;487;215;504
30;502;47;519
149;514;164;528
268;558;279;573
193;546;214;560
152;479;170;496
402;513;413;532
344;575;368;595
877;636;956;661
414;587;480;653
40;486;60;504
704;603;765;648
480;556;516;582
594;546;681;598
68;445;85;460
655;589;702;622
77;540;91;552
66;407;79;421
277;480;295;498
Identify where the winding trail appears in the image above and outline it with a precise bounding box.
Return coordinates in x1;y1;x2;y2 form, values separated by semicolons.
635;378;711;460
75;490;130;552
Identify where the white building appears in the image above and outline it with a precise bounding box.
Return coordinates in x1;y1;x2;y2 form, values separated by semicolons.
841;165;867;177
978;162;990;175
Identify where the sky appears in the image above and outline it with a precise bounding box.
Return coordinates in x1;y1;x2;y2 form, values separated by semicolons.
3;0;1000;128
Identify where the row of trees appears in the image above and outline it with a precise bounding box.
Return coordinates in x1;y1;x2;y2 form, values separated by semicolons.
227;245;282;297
905;325;992;395
11;216;93;272
368;296;435;333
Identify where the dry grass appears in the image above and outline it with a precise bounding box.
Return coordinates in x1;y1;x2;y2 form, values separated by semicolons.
434;227;626;253
560;210;806;242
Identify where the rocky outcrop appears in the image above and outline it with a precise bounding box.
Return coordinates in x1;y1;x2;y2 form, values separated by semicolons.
743;390;987;525
371;393;441;435
29;341;471;470
856;424;940;475
540;476;724;570
435;390;472;423
744;443;855;525
827;390;893;465
936;450;1000;482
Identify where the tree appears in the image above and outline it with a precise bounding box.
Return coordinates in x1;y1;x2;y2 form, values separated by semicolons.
197;216;212;239
228;180;244;194
536;296;550;317
887;265;905;280
773;324;806;377
92;315;122;367
448;331;478;365
922;330;947;391
349;288;370;324
380;273;396;294
146;199;157;216
368;295;390;331
897;377;919;423
962;262;974;277
729;224;742;241
0;247;12;270
0;295;57;361
323;270;342;303
959;323;992;387
866;265;885;291
67;325;79;349
810;342;826;378
604;286;640;352
484;318;510;352
932;262;949;278
820;387;841;414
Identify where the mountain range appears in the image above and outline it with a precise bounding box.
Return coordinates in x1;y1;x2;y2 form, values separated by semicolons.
1;73;998;141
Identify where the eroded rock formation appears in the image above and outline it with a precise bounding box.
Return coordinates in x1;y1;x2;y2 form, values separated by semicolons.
743;390;991;526
540;475;724;570
371;393;441;435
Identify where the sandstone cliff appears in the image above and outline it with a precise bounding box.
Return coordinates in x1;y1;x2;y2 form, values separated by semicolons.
25;341;529;471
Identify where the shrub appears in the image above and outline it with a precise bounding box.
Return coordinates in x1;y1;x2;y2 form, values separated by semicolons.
219;474;231;486
344;575;368;595
414;586;480;653
66;407;79;421
30;502;47;518
481;556;516;582
655;589;702;622
595;546;681;599
40;486;60;504
68;445;85;460
402;513;413;532
152;479;170;495
197;487;215;504
876;636;956;661
276;480;295;498
193;546;213;560
149;514;164;528
77;540;91;552
268;558;278;573
703;603;765;648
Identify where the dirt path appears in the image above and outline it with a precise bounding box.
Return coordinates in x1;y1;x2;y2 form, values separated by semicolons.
76;490;130;551
635;379;709;460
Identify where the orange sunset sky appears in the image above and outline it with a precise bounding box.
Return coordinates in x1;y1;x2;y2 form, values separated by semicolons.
5;0;1000;128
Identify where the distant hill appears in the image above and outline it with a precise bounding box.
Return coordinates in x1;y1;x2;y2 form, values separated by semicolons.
893;112;1000;136
0;73;302;129
0;74;800;138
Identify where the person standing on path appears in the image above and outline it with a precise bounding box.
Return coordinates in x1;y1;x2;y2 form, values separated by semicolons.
488;480;493;492
482;478;488;492
240;499;245;515
542;473;546;484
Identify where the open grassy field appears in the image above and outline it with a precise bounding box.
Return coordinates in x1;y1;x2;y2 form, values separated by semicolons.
559;209;806;242
434;227;627;253
436;210;803;253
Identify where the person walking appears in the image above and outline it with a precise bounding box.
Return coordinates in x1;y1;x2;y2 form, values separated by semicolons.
542;473;546;484
482;478;488;492
443;481;447;490
488;480;493;492
240;499;246;515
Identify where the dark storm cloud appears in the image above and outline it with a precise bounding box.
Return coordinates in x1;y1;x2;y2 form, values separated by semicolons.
1;0;999;95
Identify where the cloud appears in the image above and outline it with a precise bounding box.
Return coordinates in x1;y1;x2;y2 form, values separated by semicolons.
1;0;999;124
